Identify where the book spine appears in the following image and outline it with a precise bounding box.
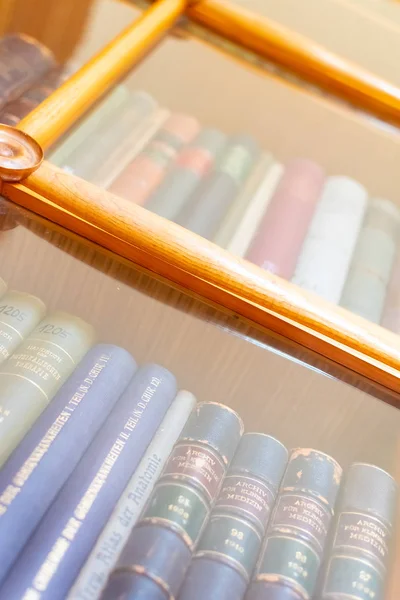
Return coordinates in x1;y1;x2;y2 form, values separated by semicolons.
179;433;288;600
0;343;137;586
246;158;325;279
320;463;398;600
340;198;400;323
0;33;56;108
48;86;130;168
99;108;170;189
247;448;342;600
69;390;196;600
213;153;274;249
0;68;63;125
0;363;177;600
292;175;368;303
382;249;400;333
71;91;157;183
109;113;200;205
146;128;226;221
177;135;259;240
0;290;46;365
102;401;244;600
226;161;284;258
0;310;94;466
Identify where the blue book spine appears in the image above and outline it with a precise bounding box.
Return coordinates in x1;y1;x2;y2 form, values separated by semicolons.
0;343;136;585
0;363;177;600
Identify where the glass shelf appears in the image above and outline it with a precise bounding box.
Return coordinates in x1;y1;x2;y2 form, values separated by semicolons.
0;196;398;599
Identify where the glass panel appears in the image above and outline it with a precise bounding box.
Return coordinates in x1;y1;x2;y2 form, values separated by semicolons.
0;197;398;599
0;0;141;126
44;14;400;340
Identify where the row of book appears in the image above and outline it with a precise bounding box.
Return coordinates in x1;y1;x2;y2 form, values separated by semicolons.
0;34;66;126
0;278;396;599
1;34;400;334
44;84;400;332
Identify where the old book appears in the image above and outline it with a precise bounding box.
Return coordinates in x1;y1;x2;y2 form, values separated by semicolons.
213;153;275;250
0;344;137;586
0;290;46;365
0;363;177;600
292;176;368;304
319;463;398;600
179;433;288;600
101;402;244;600
109;113;200;205
176;135;259;241
145;128;226;221
246;448;342;600
0;310;94;466
0;33;56;109
69;390;196;600
340;198;400;323
226;160;284;258
246;158;325;279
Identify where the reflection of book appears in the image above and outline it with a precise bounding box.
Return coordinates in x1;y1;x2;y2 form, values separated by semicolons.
0;344;137;587
0;363;177;600
381;248;400;334
69;390;196;600
0;34;55;109
0;310;94;467
319;463;398;600
102;402;243;600
340;198;400;323
247;448;342;600
179;433;288;600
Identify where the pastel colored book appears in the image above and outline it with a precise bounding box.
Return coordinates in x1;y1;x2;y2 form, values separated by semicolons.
382;250;400;333
0;363;177;600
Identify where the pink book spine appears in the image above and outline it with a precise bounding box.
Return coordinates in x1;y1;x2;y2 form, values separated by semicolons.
109;113;200;205
245;158;325;279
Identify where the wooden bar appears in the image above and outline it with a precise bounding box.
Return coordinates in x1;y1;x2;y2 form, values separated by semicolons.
187;0;400;126
16;0;187;149
2;160;400;397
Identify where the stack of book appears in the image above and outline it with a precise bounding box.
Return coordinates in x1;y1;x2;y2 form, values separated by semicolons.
0;278;395;599
45;85;400;333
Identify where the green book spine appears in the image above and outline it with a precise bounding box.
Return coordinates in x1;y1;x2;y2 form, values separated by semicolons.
0;310;94;466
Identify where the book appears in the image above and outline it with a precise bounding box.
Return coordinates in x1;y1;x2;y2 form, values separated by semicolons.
0;34;56;109
101;401;244;600
68;389;197;600
246;158;325;279
226;160;284;258
340;198;400;323
0;363;177;600
109;113;200;205
382;250;400;333
99;108;170;190
145;128;226;221
48;86;131;168
0;290;46;365
319;463;398;600
246;448;342;600
176;135;259;241
67;91;157;183
292;176;368;304
179;433;288;600
0;343;137;586
0;310;94;466
213;153;275;250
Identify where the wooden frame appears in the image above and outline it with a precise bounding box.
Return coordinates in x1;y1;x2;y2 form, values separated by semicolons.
1;0;400;396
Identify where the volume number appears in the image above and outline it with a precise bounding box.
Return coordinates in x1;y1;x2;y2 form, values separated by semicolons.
37;325;71;339
0;305;26;322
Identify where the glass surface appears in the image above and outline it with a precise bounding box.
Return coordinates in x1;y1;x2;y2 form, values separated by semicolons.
41;13;400;339
0;197;398;599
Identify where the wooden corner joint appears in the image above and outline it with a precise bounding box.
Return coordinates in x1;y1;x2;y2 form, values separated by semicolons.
0;125;43;185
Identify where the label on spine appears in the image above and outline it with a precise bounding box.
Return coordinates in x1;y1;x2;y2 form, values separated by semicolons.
142;481;208;549
196;513;262;581
216;475;275;530
333;512;389;568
